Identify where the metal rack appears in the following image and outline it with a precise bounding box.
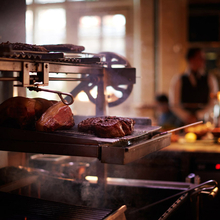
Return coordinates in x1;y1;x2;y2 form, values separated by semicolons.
0;52;136;115
0;56;108;115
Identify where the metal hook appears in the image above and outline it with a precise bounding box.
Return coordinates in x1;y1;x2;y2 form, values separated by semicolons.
28;86;74;105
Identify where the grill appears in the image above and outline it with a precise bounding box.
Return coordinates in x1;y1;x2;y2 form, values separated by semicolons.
2;44;211;220
0;191;120;220
0;116;171;164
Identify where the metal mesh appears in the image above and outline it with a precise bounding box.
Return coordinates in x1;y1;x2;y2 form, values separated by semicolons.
0;192;112;220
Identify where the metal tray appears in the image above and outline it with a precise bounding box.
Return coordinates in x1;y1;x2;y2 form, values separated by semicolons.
0;116;171;164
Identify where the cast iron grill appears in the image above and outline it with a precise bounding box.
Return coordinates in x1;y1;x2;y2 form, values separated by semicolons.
0;191;113;220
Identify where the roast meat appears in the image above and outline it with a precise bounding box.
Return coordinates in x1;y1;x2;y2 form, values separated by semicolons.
0;96;57;129
0;96;36;128
36;101;75;132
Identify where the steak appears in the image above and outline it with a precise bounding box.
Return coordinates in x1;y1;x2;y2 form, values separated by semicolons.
78;116;135;138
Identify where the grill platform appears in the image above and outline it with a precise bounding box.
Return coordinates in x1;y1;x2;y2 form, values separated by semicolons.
0;116;171;164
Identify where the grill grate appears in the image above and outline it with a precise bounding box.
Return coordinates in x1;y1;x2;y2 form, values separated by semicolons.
0;191;112;220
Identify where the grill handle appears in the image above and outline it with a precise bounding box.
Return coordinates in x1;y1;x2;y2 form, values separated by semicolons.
28;86;74;105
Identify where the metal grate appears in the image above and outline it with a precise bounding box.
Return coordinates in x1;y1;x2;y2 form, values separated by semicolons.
0;191;112;220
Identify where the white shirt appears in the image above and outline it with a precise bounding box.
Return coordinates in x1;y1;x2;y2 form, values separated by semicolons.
169;69;218;123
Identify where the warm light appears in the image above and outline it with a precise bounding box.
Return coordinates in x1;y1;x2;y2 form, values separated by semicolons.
35;8;66;44
77;92;89;102
85;176;98;183
217;91;220;101
38;9;66;29
185;132;197;142
90;86;98;99
215;164;220;170
112;14;126;26
80;16;100;27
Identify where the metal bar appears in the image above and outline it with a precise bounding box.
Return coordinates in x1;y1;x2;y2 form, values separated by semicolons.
23;62;30;86
0;60;22;71
0;140;99;158
104;205;127;220
49;77;90;81
42;63;49;86
0;77;91;82
0;59;104;74
0;77;20;81
49;63;104;74
28;86;74;105
101;133;171;164
96;67;107;116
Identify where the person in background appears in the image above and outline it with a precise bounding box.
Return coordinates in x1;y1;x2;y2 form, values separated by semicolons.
169;47;218;125
155;94;183;129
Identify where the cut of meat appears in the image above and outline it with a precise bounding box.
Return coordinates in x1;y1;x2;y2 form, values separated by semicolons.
0;96;36;128
36;102;75;132
34;98;58;120
94;118;125;138
77;117;100;133
118;117;135;135
78;116;135;138
0;96;58;129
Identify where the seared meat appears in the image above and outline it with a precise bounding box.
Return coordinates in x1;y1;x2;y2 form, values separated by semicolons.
0;96;57;129
94;118;125;138
117;117;135;135
78;116;135;138
36;102;75;132
34;98;58;120
0;96;36;128
77;117;100;133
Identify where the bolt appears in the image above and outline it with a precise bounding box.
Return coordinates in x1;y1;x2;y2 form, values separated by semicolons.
25;64;28;68
45;64;48;68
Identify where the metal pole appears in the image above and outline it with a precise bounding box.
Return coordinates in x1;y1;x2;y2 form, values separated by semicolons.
95;68;108;116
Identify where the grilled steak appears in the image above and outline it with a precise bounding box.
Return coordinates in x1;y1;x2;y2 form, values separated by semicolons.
36;101;75;132
78;116;135;138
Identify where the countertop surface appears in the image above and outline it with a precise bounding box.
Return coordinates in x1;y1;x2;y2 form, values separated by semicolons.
162;140;220;153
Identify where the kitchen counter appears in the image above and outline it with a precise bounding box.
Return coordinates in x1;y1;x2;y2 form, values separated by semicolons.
162;140;220;153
